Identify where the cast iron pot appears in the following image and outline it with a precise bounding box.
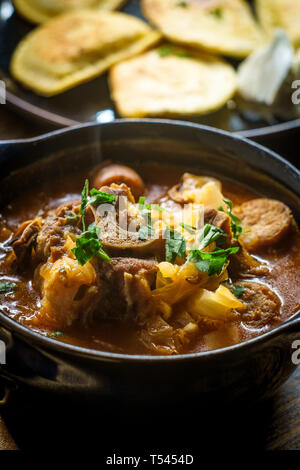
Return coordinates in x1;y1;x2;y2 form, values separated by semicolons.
0;120;299;405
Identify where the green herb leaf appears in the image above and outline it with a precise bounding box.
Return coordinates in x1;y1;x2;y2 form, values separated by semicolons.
157;46;173;57
138;197;156;240
137;198;164;241
66;214;80;224
188;246;239;276
233;285;245;299
177;1;188;7
179;222;196;234
0;282;17;293
75;181;116;231
209;7;223;19
219;200;243;239
138;198;164;218
47;331;63;338
138;196;146;208
72;224;111;266
80;179;89;232
138;224;155;241
87;222;100;236
198;224;227;250
157;46;190;59
165;228;186;263
89;189;116;206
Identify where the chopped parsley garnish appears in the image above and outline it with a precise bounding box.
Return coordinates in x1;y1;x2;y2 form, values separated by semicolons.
157;46;173;57
197;224;227;250
80;178;90;231
177;1;188;7
138;196;146;208
66;214;80;224
0;282;17;293
165;228;187;263
187;246;239;276
138;197;164;216
47;331;63;338
209;7;223;19
137;198;163;240
179;222;196;234
187;223;237;275
89;188;116;206
226;282;245;299
157;46;191;58
67;180;116;231
233;285;245;299
138;224;155;241
219;199;243;239
138;211;155;240
72;223;111;266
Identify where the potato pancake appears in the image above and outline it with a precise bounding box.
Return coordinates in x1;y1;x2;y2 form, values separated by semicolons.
141;0;264;58
13;0;126;24
256;0;300;47
110;46;237;117
11;10;161;96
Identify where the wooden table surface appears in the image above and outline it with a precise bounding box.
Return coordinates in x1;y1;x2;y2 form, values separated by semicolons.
0;104;299;451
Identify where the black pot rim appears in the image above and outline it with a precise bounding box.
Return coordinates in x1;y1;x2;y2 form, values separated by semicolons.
0;118;300;363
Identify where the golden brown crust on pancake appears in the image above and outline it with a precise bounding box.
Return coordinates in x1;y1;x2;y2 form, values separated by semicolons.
109;46;237;117
142;0;264;58
13;0;127;24
256;0;300;47
10;10;161;96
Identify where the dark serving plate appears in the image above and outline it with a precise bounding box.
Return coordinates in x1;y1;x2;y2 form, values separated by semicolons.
0;0;300;139
0;119;299;404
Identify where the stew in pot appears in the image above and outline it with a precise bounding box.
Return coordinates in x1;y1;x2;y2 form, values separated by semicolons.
0;162;299;355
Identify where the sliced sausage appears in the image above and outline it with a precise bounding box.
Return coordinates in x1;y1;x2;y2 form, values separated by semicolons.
235;281;281;328
93;164;145;201
236;198;292;251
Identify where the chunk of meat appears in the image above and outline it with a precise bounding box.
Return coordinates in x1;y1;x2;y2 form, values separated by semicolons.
13;204;81;267
93;164;145;200
97;212;165;260
55;199;80;218
35;216;67;263
236;198;292;251
228;242;269;280
98;183;135;204
96;257;158;322
94;184;165;260
12;218;42;264
96;257;181;354
106;257;158;278
235;281;281;328
204;207;232;239
35;210;81;263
